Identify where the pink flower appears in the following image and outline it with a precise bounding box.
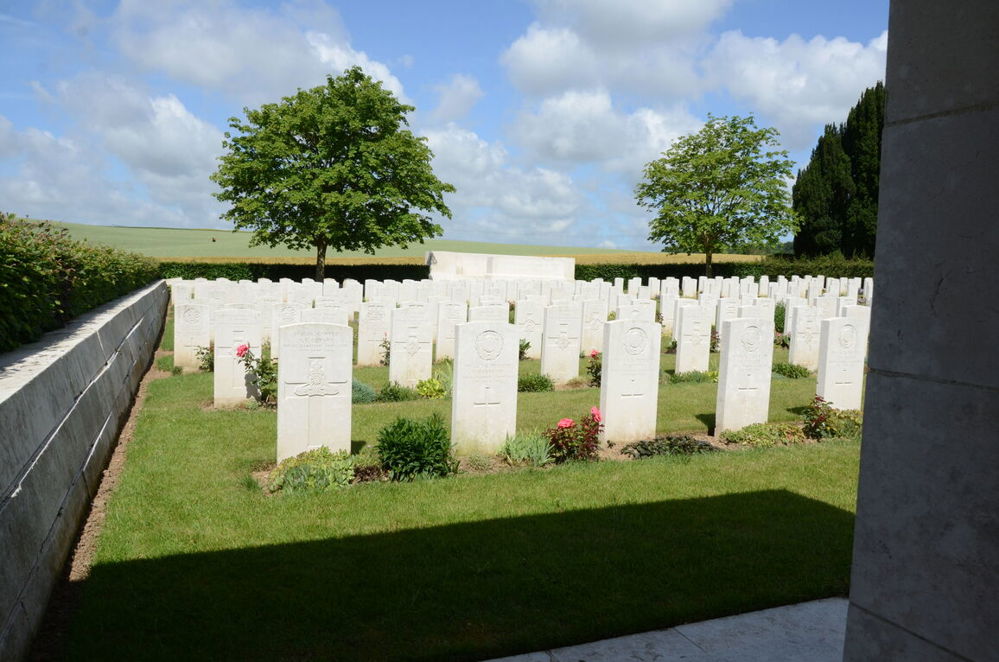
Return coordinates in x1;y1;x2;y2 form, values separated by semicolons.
589;349;600;358
235;343;249;358
590;407;602;422
557;418;574;428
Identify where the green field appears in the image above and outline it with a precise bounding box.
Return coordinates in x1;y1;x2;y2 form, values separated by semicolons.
50;220;636;259
46;220;763;265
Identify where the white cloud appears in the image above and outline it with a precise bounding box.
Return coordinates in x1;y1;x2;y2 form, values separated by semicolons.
533;0;733;46
512;89;702;175
0;117;197;227
422;124;583;242
704;30;888;149
111;0;405;105
430;74;484;123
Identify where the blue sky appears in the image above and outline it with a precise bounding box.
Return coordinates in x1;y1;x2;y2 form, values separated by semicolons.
0;0;889;250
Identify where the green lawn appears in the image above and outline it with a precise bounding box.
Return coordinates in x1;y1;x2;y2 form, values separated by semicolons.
51;220;638;259
64;334;859;661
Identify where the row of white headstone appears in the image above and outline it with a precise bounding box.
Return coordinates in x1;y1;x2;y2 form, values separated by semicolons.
172;274;871;387
173;284;870;464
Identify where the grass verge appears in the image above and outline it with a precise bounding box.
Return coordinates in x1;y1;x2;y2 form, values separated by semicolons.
64;340;857;661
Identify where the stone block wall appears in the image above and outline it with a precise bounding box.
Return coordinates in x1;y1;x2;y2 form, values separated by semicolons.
0;280;168;661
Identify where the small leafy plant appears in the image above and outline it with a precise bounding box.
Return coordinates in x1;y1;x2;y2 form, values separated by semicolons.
376;382;420;402
667;370;718;384
774;331;791;348
499;432;553;467
195;343;214;371
379;336;391;367
772;362;811;379
720;422;806;448
416;377;447;399
545;407;603;463
774;302;786;333
710;329;720;353
518;374;554;392
236;343;277;405
377;413;458;481
585;349;602;387
621;435;716;459
352;378;377;404
664;338;678;354
519;339;531;361
802;396;863;440
266;447;355;494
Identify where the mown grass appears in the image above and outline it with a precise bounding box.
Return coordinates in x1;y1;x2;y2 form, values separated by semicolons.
64;329;858;661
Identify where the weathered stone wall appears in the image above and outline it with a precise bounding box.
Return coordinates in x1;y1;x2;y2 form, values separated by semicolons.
0;280;168;661
843;2;999;660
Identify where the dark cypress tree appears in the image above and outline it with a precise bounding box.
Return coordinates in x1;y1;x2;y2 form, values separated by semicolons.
793;82;885;258
792;123;854;256
841;81;885;257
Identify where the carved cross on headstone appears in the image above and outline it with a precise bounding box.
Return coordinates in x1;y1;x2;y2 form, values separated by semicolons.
285;355;349;442
622;375;643;399
474;384;501;408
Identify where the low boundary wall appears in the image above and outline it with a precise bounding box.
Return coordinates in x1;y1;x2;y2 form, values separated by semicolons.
0;280;168;661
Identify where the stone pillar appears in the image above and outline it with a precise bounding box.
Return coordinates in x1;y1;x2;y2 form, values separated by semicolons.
843;3;999;660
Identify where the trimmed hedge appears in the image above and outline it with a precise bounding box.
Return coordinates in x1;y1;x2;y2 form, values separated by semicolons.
574;255;873;281
162;255;873;284
0;214;160;352
159;261;430;282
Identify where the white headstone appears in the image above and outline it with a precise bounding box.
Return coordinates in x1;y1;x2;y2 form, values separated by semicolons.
276;323;352;462
435;302;468;361
270;303;304;359
213;308;262;406
816;314;870;410
357;302;393;366
599;320;662;443
388;307;433;387
451;321;519;453
580;298;609;355
788;305;821;370
540;303;583;383
674;304;711;374
515;299;545;360
174;303;210;371
468;303;509;323
715;316;775;433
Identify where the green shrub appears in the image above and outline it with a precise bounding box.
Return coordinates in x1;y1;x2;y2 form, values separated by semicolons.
266;447;355;494
667;370;718;384
0;213;160;351
585;350;602;386
518;374;554;392
720;422;807;448
621;435;717;459
352;379;377;403
416;377;447;399
802;396;863;440
518;339;531;361
376;382;420;402
378;337;391;366
195;344;214;372
499;433;553;467
158;261;430;283
432;361;453;395
773;362;811;378
376;413;458;481
573;255;873;282
774;302;786;333
545;407;602;463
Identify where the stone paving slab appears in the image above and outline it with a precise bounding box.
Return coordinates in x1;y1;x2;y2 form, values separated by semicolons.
484;598;848;662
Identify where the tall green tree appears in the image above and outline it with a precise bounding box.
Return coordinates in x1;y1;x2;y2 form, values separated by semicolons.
841;81;885;257
635;114;796;277
793;81;885;258
211;67;455;279
792;123;854;256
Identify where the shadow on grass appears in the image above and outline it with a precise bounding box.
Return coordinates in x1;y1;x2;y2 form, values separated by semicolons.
696;412;716;434
67;490;852;662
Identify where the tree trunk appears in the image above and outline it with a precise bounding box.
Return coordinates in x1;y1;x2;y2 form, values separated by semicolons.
705;249;713;278
315;239;327;280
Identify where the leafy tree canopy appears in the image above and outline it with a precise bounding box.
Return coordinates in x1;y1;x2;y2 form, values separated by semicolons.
635;114;797;276
211;66;455;278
